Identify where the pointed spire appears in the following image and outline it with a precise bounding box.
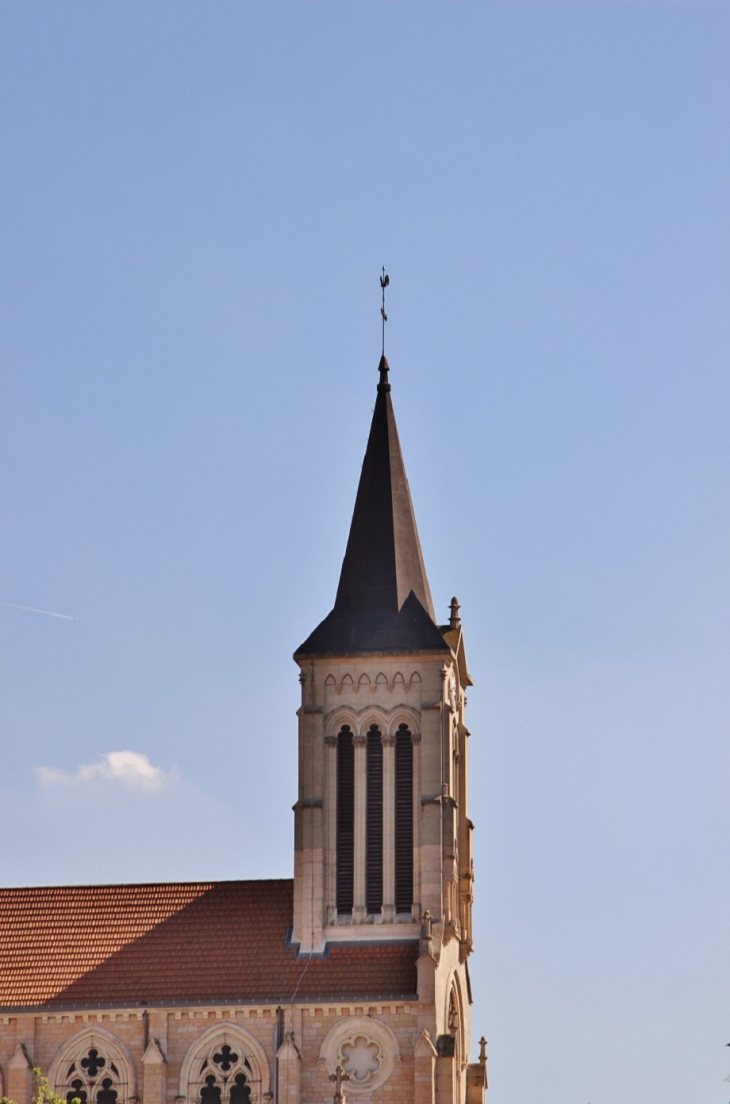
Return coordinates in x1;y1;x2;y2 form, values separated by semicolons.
296;357;448;657
333;357;435;621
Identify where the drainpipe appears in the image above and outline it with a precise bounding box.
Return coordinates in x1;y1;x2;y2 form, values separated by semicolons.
274;1006;284;1104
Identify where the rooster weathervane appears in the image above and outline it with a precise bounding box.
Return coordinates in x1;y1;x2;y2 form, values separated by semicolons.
380;267;389;356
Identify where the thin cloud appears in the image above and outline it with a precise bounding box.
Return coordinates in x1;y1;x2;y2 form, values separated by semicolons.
0;600;77;620
36;751;173;792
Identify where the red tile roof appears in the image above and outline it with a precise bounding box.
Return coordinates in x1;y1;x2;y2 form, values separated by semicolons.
0;879;418;1009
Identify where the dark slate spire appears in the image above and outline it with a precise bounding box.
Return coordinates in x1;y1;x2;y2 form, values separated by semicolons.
296;356;448;657
334;354;435;619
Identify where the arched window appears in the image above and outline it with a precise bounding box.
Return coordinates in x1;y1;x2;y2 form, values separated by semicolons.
395;724;413;914
336;724;355;914
191;1044;252;1104
447;982;466;1103
49;1031;134;1104
180;1026;269;1104
448;987;460;1055
365;725;383;915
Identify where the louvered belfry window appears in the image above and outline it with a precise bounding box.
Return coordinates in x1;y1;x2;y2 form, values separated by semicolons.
365;725;384;914
336;725;355;914
395;724;414;913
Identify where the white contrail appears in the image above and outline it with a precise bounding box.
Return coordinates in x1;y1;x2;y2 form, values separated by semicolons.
0;600;78;620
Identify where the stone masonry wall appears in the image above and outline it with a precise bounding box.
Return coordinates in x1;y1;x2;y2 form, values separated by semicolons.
0;1001;448;1104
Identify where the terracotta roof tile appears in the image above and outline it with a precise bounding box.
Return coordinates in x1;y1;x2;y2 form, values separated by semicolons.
0;880;418;1009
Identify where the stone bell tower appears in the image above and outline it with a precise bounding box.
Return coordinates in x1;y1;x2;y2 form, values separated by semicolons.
0;329;485;1104
292;352;477;1003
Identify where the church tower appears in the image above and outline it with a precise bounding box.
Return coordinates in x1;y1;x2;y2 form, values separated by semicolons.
0;340;486;1104
293;352;482;1097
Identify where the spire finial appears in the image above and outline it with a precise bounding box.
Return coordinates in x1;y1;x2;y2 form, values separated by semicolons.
378;269;391;391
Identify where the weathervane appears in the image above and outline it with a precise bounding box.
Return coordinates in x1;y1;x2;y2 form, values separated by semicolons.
380;267;389;356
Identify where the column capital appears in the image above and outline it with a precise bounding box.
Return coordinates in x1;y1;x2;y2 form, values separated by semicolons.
325;735;338;748
353;734;368;749
381;734;396;747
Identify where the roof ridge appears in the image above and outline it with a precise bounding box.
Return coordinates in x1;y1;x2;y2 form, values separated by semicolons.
0;877;294;894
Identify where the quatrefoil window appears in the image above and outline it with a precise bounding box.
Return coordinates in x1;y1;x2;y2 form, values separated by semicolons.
80;1051;105;1079
212;1047;239;1073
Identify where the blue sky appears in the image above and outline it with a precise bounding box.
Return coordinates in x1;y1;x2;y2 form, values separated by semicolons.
1;4;729;1103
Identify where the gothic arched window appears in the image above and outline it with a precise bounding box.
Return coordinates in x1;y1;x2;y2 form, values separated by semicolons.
336;724;355;914
179;1026;269;1104
190;1042;252;1104
447;982;466;1103
50;1032;133;1104
365;724;383;915
395;724;414;914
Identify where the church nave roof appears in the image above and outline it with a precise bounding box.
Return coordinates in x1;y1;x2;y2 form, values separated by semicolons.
0;879;418;1010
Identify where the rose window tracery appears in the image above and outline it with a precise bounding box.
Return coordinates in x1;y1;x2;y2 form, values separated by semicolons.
319;1016;399;1094
340;1036;382;1085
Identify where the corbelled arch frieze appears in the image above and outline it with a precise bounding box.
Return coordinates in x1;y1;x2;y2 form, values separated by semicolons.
324;703;420;740
323;670;424;694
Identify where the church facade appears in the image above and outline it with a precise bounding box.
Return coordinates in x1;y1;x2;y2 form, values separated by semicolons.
0;353;486;1104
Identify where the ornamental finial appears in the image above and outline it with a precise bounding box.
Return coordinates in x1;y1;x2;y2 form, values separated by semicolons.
449;597;461;630
330;1064;351;1104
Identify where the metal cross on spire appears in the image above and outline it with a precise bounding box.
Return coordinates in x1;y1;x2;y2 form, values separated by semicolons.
380;267;389;356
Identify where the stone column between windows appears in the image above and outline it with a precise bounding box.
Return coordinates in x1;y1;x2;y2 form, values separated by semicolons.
8;1039;33;1104
412;730;422;919
414;1030;438;1104
382;732;396;921
435;1053;457;1104
142;1037;167;1104
325;734;338;923
353;733;368;921
277;1036;301;1104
